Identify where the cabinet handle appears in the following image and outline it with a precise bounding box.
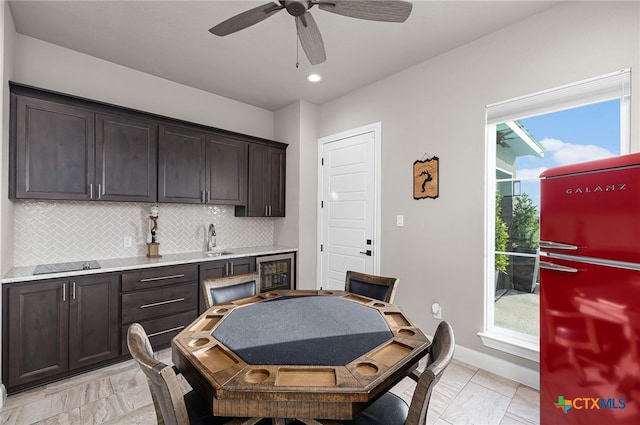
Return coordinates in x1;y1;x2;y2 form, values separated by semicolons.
539;261;579;273
206;191;210;203
140;298;185;309
139;274;185;283
147;325;185;338
269;205;272;216
539;240;579;250
265;205;268;216
72;281;76;300
225;263;229;276
90;184;94;200
201;190;205;203
230;262;234;275
98;183;102;200
62;283;67;302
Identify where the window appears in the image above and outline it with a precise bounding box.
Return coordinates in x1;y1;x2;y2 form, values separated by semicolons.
481;70;631;360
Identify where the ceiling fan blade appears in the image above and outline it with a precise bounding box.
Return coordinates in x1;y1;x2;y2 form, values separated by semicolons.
296;13;326;65
210;2;284;36
318;0;413;23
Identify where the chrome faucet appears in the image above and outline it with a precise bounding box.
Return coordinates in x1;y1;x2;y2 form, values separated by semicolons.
207;224;217;251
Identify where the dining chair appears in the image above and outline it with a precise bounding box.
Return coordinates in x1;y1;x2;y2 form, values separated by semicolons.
126;322;240;425
202;272;259;308
339;320;455;425
344;271;399;303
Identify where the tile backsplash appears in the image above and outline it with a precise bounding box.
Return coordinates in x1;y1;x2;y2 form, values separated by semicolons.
13;201;274;266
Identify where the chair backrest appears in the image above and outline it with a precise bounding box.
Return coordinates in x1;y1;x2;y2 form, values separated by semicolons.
201;272;258;308
406;321;455;425
344;270;399;303
127;323;190;425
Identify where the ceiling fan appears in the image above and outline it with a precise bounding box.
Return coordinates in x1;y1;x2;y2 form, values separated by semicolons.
209;0;413;65
497;130;517;148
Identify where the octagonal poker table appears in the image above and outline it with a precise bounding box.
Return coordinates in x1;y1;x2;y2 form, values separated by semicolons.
172;290;430;424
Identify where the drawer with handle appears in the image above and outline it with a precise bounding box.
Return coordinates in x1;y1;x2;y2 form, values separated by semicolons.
122;264;197;292
121;309;197;356
122;282;198;323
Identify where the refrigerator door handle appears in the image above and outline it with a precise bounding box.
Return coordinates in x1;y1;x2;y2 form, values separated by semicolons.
539;240;579;250
539;260;579;273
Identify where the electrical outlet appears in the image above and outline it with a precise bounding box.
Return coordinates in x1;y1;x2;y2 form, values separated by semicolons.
123;236;133;248
431;303;442;319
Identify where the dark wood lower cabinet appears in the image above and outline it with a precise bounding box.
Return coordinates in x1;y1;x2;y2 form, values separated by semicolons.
5;279;69;388
198;257;256;313
2;256;266;394
69;275;120;369
121;264;199;355
3;274;119;392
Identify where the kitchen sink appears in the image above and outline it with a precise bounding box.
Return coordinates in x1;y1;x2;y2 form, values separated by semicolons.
204;250;233;257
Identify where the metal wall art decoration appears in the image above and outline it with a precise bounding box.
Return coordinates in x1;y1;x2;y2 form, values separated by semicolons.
413;155;439;199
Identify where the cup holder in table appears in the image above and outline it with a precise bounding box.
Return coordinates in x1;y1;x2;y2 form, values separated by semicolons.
398;328;416;337
213;307;230;314
244;369;271;383
189;338;211;348
372;302;386;308
355;362;379;376
263;292;279;298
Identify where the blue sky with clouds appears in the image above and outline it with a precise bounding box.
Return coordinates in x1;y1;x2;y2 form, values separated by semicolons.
511;99;621;207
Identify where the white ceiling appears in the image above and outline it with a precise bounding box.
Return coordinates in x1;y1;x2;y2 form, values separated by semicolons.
8;1;561;111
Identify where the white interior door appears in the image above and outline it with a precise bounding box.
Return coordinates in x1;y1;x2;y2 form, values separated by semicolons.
318;123;380;290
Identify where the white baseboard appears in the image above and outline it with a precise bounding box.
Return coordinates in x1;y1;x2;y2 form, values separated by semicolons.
0;383;6;408
453;343;540;390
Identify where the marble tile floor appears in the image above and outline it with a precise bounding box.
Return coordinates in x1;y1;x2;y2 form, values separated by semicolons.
0;349;539;425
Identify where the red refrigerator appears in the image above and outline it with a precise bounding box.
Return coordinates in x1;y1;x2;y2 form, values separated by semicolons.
539;152;640;424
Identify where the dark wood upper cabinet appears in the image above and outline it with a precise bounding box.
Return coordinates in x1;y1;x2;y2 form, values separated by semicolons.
9;82;287;209
96;114;158;202
158;125;248;205
206;135;247;205
237;143;286;217
158;125;206;203
12;95;95;200
11;88;158;202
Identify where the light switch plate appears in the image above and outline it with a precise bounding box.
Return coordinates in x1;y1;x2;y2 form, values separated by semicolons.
396;215;404;226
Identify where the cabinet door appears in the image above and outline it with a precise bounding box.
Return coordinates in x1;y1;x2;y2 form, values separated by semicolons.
96;114;158;202
158;125;206;203
246;143;270;216
230;257;256;276
6;280;69;388
267;147;286;217
205;136;247;205
69;274;120;370
13;95;95;200
241;144;286;217
199;260;228;282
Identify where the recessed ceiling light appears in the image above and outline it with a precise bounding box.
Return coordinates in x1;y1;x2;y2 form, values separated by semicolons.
307;73;322;83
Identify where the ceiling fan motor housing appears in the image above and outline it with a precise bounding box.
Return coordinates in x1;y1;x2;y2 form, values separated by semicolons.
282;0;312;17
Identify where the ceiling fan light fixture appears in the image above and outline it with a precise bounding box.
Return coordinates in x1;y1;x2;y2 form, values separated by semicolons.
209;0;413;65
307;73;322;82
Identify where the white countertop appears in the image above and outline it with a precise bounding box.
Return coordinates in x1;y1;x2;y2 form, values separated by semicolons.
2;245;297;283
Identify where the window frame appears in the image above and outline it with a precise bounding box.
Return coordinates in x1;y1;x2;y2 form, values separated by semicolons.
480;69;631;360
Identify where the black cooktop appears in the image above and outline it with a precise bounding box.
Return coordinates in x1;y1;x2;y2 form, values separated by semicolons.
33;260;101;275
